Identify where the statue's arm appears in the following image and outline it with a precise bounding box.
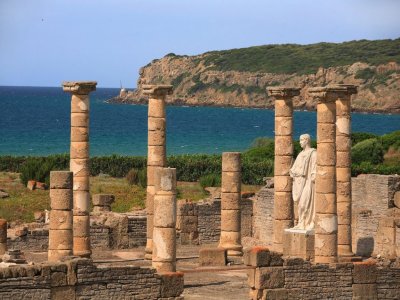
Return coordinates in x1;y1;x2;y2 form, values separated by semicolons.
310;150;317;182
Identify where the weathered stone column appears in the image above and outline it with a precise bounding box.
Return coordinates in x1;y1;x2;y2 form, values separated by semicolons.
153;167;177;272
143;84;173;260
218;152;243;256
309;86;342;263
63;81;97;258
48;171;73;262
0;219;7;255
267;87;300;252
334;84;357;257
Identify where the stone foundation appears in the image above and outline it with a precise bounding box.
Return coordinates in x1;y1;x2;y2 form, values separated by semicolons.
245;247;400;299
0;258;183;300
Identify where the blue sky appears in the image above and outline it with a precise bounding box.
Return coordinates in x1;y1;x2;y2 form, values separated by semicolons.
1;0;399;88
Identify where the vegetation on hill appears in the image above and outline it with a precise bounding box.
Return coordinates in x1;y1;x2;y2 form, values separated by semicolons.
199;39;400;74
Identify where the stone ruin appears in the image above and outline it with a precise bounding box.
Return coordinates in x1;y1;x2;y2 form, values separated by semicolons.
0;83;400;299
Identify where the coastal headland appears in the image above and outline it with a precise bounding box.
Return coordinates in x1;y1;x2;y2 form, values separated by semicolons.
108;39;400;114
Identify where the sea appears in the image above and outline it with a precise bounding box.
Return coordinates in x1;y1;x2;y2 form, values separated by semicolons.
1;86;400;157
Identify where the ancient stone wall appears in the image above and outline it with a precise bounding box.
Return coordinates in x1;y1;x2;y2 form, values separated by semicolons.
8;228;48;251
352;174;400;257
128;215;147;247
177;198;253;245
252;186;274;246
0;259;183;300
245;247;400;300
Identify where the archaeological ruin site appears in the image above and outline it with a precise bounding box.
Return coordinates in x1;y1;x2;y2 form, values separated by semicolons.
1;81;400;300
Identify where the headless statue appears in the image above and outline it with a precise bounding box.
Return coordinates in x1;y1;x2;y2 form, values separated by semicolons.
289;134;316;230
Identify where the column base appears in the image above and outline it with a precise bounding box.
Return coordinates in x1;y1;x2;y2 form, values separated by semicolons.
338;245;353;257
145;238;153;260
283;228;315;261
73;250;91;258
218;243;243;256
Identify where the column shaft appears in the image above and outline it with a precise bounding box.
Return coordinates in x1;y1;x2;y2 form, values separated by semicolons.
219;152;242;256
48;171;73;262
268;87;299;253
63;81;96;258
144;84;172;260
152;168;177;273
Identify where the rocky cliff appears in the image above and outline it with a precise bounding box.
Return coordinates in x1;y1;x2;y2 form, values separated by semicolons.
110;40;400;113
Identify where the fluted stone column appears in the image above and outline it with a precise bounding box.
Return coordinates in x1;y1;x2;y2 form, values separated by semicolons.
219;152;242;256
309;86;345;263
48;171;73;262
63;81;97;258
267;87;300;252
0;219;7;256
143;84;173;260
334;84;357;257
152;168;177;272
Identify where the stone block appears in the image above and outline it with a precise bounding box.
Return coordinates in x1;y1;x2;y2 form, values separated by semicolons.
70;158;90;177
154;194;176;228
274;99;293;117
70;141;89;160
48;250;73;262
155;168;177;193
71;112;89;127
274;155;292;176
315;166;336;194
243;246;270;267
274;116;292;136
336;167;351;183
273;192;293;220
315;192;336;214
221;209;240;232
273;219;293;245
180;232;199;245
315;214;338;234
221;171;241;193
317;101;336;123
153;261;176;273
50;189;73;210
147;145;166;166
148;98;166;118
73;215;90;237
27;180;36;190
222;152;241;172
273;176;292;192
249;287;263;300
50;271;67;287
316;143;335;166
50;171;73;189
73;236;91;257
199;247;227;266
71;94;89;113
51;286;76;300
353;262;377;284
72;175;89;191
49;210;73;230
352;283;377;300
49;229;73;250
148;117;165;131
148;129;165;146
255;267;284;289
159;272;184;297
92;194;115;206
336;135;351;151
153;227;176;262
394;191;400;209
262;288;288;300
317;123;335;143
283;229;314;261
73;191;90;212
314;233;337;257
70;127;88;142
337;151;351;168
221;192;240;210
274;136;293;156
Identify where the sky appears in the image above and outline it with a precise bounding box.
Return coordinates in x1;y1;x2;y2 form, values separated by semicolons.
0;0;399;88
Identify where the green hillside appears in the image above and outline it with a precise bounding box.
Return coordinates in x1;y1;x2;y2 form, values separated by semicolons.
197;38;400;74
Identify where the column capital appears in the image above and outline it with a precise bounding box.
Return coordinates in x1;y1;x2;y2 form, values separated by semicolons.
308;85;358;103
143;84;173;97
267;86;300;98
62;81;97;95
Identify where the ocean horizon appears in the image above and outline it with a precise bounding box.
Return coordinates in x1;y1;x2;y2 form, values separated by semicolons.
1;86;400;157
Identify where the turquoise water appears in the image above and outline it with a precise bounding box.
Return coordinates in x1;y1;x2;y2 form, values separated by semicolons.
1;86;400;156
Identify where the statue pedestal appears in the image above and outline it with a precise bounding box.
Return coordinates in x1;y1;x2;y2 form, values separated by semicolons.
283;228;315;261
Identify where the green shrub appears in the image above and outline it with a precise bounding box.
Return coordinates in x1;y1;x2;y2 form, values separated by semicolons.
137;168;147;188
199;173;221;188
355;68;375;80
90;155;146;177
19;154;69;186
380;130;400;151
352;161;400;176
351;132;378;146
351;138;384;165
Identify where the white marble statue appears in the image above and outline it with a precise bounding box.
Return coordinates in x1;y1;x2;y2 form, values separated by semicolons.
289;134;316;230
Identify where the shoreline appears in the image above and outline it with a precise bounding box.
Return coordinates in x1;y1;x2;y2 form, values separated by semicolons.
105;96;400;115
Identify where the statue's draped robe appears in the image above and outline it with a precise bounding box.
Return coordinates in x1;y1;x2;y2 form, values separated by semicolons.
289;148;316;230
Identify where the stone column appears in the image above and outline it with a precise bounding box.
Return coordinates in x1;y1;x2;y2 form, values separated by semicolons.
309;86;345;263
334;84;357;257
48;171;73;262
63;81;97;258
267;87;300;252
218;152;243;256
0;219;7;256
143;84;173;260
152;167;177;272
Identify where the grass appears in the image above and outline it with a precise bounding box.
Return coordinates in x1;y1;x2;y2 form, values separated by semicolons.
0;172;261;222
